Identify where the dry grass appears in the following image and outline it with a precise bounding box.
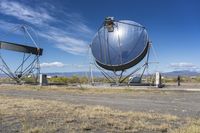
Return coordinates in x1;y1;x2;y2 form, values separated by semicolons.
172;119;200;133
1;85;200;132
0;95;190;133
0;84;170;95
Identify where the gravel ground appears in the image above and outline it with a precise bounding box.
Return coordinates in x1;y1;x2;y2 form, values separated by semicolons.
0;85;200;118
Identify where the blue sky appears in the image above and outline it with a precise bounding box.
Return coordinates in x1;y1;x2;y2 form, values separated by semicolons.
0;0;199;73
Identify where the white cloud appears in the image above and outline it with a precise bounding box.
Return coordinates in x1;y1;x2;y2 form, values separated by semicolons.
0;1;93;55
38;28;90;55
40;62;65;68
0;0;53;25
40;62;88;68
0;20;18;31
169;62;199;71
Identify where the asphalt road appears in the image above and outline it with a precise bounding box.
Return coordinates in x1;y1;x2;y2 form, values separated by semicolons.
0;88;200;118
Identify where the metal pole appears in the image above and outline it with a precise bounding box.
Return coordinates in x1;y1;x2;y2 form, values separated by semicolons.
22;25;39;48
90;63;94;84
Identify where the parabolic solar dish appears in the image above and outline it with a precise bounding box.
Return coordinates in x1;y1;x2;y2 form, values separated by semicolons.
0;25;43;83
91;18;149;71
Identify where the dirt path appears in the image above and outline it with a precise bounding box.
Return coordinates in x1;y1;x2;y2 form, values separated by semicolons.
0;88;200;118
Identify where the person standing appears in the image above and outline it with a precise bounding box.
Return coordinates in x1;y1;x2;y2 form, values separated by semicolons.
177;75;181;86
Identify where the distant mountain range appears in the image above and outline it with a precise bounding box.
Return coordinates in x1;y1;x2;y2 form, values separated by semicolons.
0;70;199;78
45;70;200;77
162;70;200;77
